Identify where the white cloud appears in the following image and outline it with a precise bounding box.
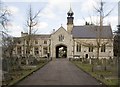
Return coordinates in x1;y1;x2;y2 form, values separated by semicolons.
75;15;118;32
81;0;98;13
48;0;70;10
104;16;118;31
2;0;83;2
35;22;48;29
2;0;118;36
6;22;23;37
3;0;119;2
39;5;56;19
39;0;70;19
8;6;19;14
75;16;99;25
81;0;119;14
2;0;46;2
74;19;85;25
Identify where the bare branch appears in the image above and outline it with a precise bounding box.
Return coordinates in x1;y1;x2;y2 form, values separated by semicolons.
80;0;113;59
31;21;37;27
103;5;116;18
32;10;41;20
0;2;11;29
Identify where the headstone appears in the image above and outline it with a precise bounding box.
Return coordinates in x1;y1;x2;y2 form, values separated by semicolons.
101;59;104;64
105;66;112;71
89;58;92;64
93;65;104;71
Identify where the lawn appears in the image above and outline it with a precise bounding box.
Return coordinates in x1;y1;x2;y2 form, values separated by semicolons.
71;60;118;87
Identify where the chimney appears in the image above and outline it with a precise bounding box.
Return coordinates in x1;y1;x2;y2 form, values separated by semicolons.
52;29;55;33
21;32;28;37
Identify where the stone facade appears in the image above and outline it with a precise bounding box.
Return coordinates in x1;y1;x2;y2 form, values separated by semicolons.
73;39;113;59
14;8;113;59
51;26;73;58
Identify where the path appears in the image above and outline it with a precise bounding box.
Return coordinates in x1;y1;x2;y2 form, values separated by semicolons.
16;58;101;85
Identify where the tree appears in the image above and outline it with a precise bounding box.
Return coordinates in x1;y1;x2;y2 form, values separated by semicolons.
93;0;114;59
2;31;18;72
114;25;120;83
0;1;10;30
77;0;113;59
24;5;41;65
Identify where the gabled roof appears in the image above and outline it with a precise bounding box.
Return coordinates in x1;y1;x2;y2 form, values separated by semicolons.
51;26;69;35
72;25;113;39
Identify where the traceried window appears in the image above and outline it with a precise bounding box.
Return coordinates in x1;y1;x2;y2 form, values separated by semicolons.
17;46;21;54
44;40;47;44
101;45;106;52
89;46;93;52
26;40;29;45
35;40;38;44
43;47;48;55
34;47;39;55
76;43;81;52
18;40;21;44
26;50;30;54
59;34;64;42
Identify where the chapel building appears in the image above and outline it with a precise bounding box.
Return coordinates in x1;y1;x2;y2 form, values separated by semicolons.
14;8;113;59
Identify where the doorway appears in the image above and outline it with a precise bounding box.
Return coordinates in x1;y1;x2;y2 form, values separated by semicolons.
56;45;67;58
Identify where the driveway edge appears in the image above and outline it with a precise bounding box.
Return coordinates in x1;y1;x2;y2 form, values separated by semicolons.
8;60;50;87
71;61;108;87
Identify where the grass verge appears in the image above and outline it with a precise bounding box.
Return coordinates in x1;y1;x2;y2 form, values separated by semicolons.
3;60;49;86
71;61;118;87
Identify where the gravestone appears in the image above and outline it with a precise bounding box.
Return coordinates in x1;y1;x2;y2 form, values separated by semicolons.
104;66;112;71
2;71;12;82
93;65;104;71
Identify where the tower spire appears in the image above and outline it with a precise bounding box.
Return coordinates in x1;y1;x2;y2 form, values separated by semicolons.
67;4;74;17
67;4;74;34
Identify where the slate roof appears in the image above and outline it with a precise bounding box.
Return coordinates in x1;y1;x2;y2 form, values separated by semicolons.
17;34;50;40
33;34;50;38
72;25;113;39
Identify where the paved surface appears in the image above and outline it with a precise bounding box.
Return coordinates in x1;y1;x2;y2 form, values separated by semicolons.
16;58;101;85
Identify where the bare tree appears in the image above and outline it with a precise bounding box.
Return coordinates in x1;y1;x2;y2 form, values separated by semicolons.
2;31;18;72
24;5;41;64
0;1;11;30
94;0;114;59
77;0;114;59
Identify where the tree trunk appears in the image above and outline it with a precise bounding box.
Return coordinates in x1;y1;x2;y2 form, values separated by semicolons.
26;56;29;65
97;46;100;59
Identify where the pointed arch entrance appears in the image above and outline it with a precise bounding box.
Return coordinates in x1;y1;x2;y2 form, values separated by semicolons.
56;44;67;58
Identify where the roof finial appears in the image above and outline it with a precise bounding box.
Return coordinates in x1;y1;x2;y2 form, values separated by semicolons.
70;3;71;9
61;24;62;27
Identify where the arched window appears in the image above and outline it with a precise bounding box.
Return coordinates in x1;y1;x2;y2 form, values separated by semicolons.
43;47;48;55
59;34;64;42
89;46;93;52
76;43;81;52
17;46;21;54
35;40;38;44
34;47;39;55
101;45;106;52
44;40;47;44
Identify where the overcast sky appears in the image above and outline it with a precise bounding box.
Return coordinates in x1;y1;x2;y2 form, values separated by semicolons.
1;0;119;37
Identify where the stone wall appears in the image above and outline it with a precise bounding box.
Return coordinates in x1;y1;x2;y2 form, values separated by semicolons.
51;27;73;58
73;39;113;59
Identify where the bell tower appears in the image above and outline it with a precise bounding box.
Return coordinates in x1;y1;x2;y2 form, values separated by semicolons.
67;7;74;34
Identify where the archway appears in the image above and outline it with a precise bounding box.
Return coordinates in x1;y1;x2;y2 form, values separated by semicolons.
85;54;88;58
56;45;67;58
